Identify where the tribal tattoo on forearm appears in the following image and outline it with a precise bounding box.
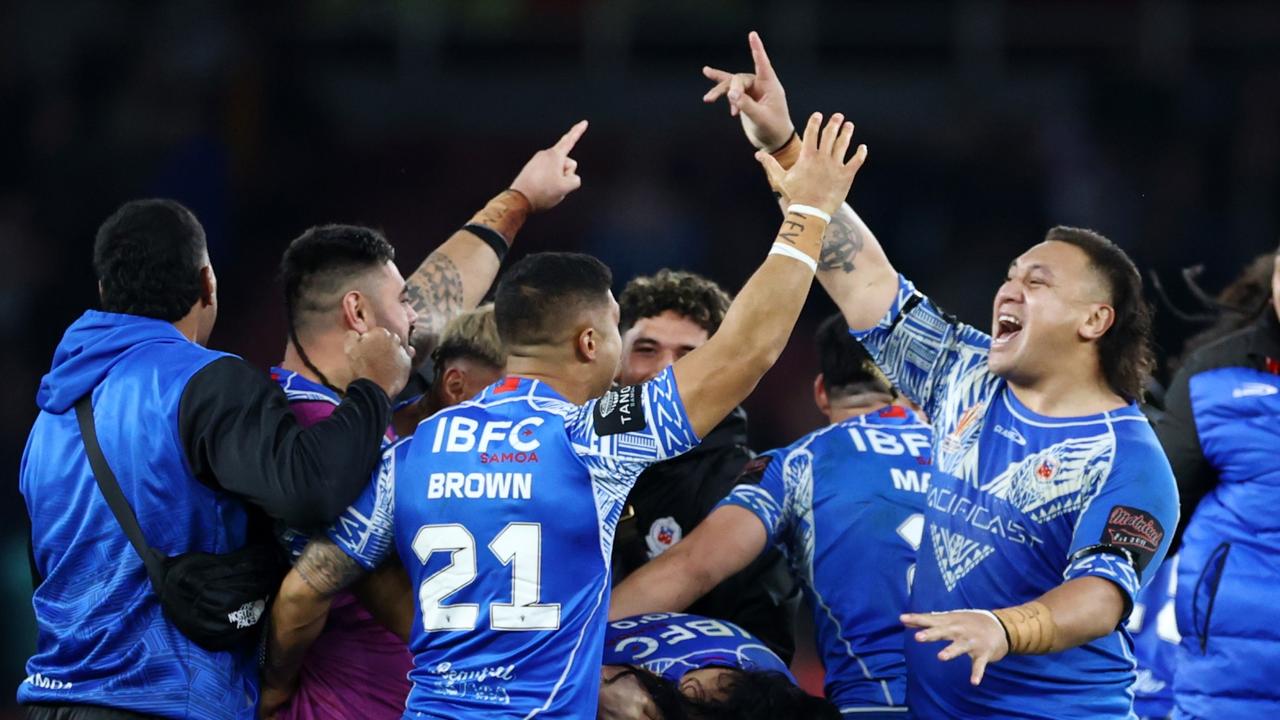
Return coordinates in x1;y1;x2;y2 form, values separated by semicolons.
406;251;464;355
294;537;366;598
818;209;865;273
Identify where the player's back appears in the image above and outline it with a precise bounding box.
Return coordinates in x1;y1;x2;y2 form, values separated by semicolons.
394;372;697;718
727;406;931;711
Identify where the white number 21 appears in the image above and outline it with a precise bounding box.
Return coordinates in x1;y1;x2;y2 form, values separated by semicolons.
412;522;560;632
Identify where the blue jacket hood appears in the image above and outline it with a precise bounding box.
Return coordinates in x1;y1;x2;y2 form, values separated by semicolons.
37;310;197;414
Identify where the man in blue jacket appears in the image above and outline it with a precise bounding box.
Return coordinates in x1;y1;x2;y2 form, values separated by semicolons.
19;199;410;719
1153;243;1280;719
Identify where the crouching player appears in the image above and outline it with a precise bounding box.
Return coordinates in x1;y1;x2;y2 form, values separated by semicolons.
610;314;930;716
598;613;837;720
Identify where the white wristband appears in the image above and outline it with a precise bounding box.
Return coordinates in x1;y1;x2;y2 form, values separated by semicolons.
785;203;832;224
769;242;818;273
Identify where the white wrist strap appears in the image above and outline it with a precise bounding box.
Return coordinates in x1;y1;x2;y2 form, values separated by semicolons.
786;203;832;223
966;609;1006;636
769;242;818;273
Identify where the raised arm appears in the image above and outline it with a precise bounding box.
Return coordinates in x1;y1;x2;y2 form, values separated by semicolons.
405;121;588;356
703;31;897;329
672;112;867;437
609;505;767;621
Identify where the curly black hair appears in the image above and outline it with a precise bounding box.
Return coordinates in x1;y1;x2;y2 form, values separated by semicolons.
618;269;733;336
93;199;207;322
607;667;840;720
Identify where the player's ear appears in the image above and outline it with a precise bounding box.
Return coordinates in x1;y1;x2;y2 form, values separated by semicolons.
1079;303;1115;342
341;290;370;333
813;373;830;416
199;265;217;308
576;325;598;363
442;366;467;405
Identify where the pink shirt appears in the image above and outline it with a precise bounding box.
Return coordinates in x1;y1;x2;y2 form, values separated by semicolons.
274;385;413;720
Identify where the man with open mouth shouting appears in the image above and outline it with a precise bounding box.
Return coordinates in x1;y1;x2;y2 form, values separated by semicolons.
705;30;1179;720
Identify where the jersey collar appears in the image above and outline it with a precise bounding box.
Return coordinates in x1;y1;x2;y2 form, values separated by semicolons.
270;366;341;405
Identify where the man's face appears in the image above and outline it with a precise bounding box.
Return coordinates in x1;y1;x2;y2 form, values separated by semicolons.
364;260;418;354
617;310;710;386
989;241;1112;385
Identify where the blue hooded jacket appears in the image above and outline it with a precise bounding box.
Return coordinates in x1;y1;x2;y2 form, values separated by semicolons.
19;310;256;718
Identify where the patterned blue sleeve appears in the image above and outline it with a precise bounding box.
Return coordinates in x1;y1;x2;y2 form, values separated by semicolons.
1063;438;1179;616
324;438;407;571
717;450;790;547
567;366;701;491
850;274;994;421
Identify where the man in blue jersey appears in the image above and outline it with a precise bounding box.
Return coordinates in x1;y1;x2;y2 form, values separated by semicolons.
264;111;870;718
610;313;931;717
704;31;1178;719
598;612;836;720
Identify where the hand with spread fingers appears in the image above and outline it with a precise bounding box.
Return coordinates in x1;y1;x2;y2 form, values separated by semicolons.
702;30;795;152
756;111;868;216
901;610;1010;686
509;119;588;212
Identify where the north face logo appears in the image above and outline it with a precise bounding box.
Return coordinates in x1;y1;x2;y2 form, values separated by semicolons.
227;598;266;629
931;525;994;592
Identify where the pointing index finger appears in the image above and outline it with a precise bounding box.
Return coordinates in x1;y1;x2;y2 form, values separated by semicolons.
748;31;775;81
553;120;589;154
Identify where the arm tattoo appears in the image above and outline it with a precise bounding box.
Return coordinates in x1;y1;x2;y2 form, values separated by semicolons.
294;537;365;598
777;213;807;245
406;251;463;354
819;210;865;273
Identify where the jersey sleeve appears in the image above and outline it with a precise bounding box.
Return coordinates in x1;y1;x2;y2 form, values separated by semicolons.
566;365;700;490
1063;439;1179;618
717;451;791;547
850;274;994;421
323;438;408;571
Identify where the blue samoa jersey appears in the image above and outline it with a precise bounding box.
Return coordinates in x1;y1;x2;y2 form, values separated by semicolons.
718;406;931;713
603;613;792;682
854;276;1178;720
330;367;699;718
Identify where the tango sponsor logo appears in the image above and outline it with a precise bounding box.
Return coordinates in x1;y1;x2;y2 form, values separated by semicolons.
428;472;533;500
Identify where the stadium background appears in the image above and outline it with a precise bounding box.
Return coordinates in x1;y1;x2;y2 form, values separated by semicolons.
2;1;1279;713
